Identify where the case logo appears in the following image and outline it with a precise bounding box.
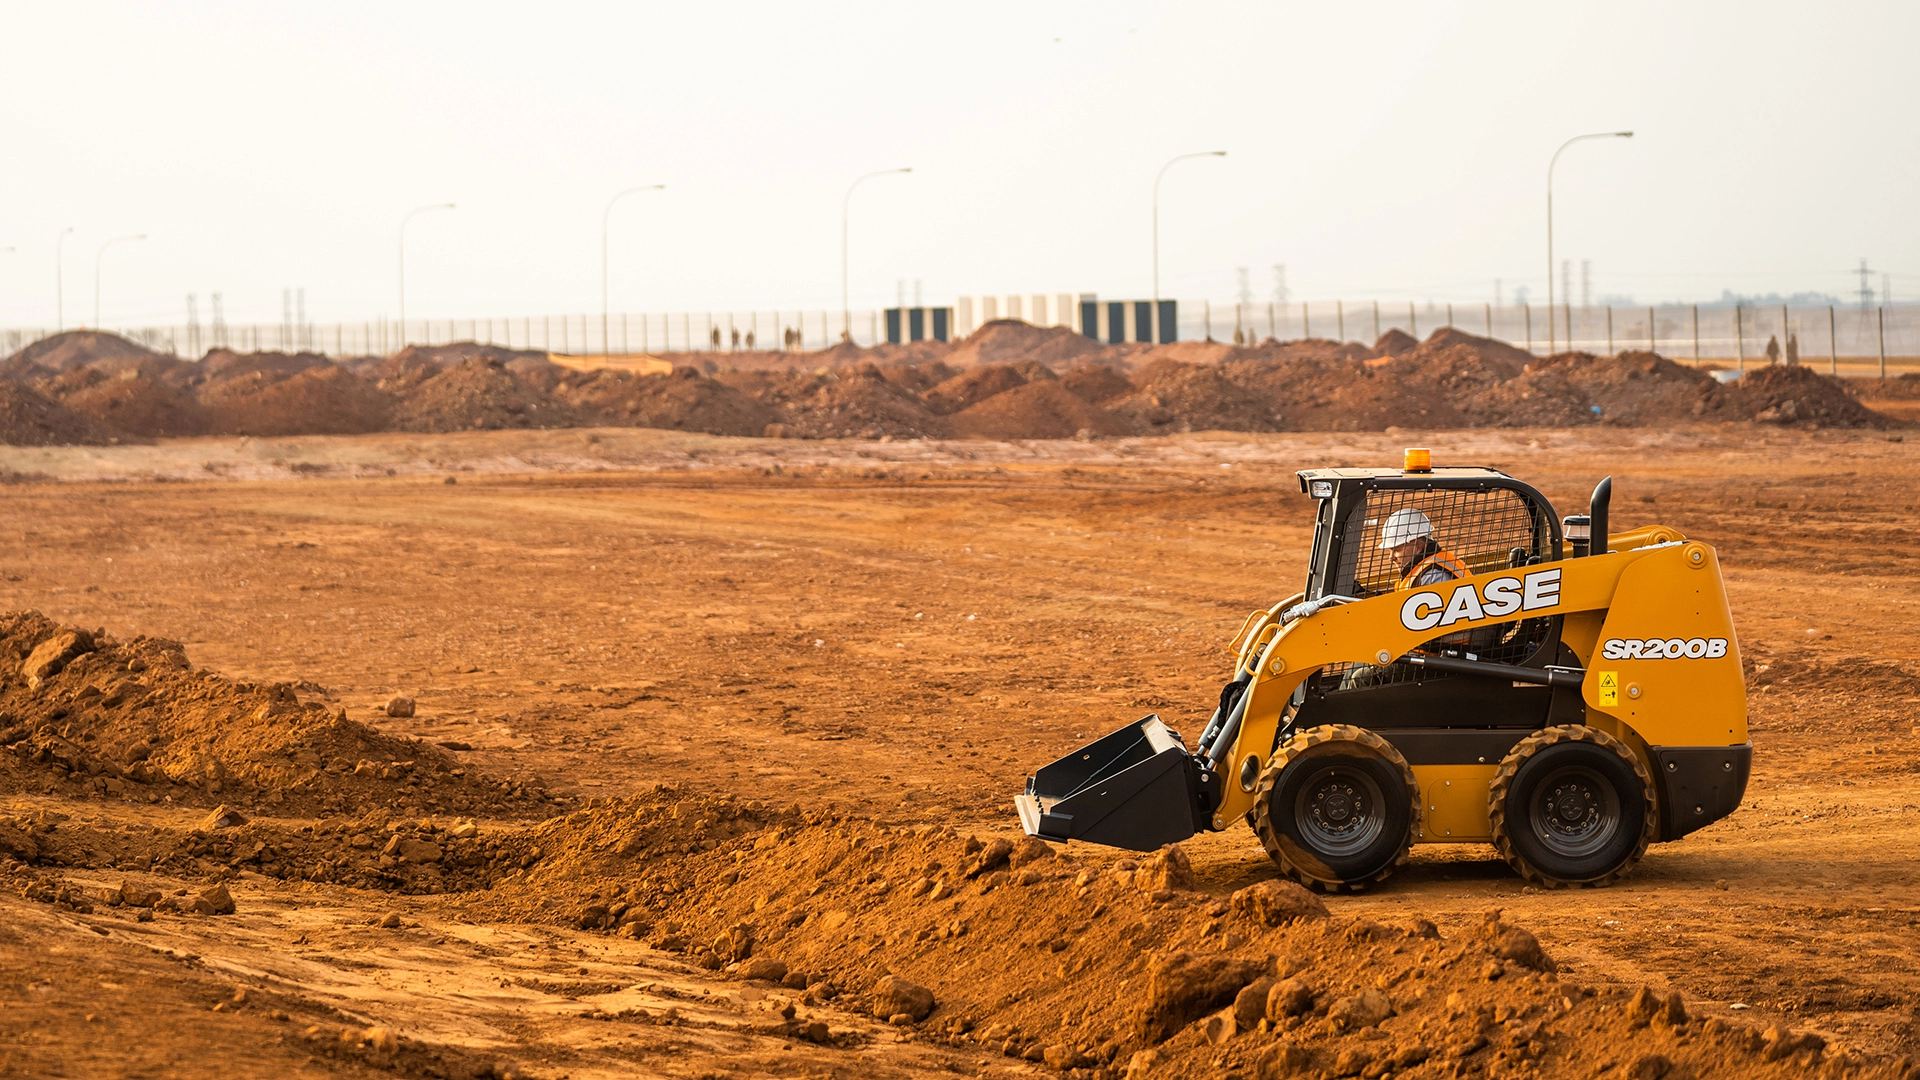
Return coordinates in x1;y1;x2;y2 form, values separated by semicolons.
1399;568;1562;632
1601;637;1729;660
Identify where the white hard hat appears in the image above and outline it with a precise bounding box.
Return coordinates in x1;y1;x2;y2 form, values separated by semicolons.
1378;507;1434;549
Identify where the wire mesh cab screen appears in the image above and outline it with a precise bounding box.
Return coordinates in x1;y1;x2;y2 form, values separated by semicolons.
1298;472;1563;685
1334;487;1552;599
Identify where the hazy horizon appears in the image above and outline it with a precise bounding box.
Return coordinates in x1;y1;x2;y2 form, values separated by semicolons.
2;0;1915;328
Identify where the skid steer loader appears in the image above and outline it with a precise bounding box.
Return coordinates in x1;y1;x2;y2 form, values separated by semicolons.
1015;449;1751;889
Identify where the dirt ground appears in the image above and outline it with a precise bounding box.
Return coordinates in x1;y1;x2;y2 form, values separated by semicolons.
2;425;1917;1079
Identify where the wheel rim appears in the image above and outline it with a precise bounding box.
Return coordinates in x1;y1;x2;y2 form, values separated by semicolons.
1527;763;1622;858
1292;764;1386;857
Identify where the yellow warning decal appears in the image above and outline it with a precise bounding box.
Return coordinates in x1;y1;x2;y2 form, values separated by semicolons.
1598;670;1620;707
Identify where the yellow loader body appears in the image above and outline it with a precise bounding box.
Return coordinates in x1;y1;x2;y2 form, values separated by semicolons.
1017;459;1751;889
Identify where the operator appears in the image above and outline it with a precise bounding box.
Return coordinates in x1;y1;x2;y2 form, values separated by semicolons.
1380;508;1468;591
1340;508;1468;688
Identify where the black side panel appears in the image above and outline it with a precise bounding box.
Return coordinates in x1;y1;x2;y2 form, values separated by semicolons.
1380;728;1533;766
1296;676;1553;730
1651;744;1752;841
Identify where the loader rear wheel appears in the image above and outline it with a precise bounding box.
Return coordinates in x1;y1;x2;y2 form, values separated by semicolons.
1252;725;1419;892
1490;725;1656;888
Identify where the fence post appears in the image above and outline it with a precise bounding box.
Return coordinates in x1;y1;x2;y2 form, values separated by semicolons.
1371;300;1379;342
1828;306;1837;375
1735;306;1744;370
1524;305;1532;352
1648;306;1655;352
1447;302;1454;329
1878;307;1886;377
1781;304;1790;364
1606;307;1612;355
1267;302;1275;340
1336;300;1344;342
1484;302;1492;337
1302;302;1310;339
1408;301;1416;339
1692;305;1699;361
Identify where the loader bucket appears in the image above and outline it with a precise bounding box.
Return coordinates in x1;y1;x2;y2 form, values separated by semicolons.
1015;715;1215;852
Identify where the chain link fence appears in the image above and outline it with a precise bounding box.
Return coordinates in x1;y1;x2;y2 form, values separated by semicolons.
5;302;1915;375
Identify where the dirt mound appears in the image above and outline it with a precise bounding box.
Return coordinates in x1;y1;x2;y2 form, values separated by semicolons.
3;331;167;374
1228;356;1471;431
1724;365;1895;427
1116;360;1279;433
562;368;777;436
58;372;211;438
1457;368;1596;427
1415;327;1537;374
769;365;951;440
1131;340;1238;367
195;349;332;387
923;363;1052;415
0;383;123;446
393;357;580;433
1530;351;1717;424
943;320;1104;369
1059;362;1135;404
198;364;396;436
449;792;1843;1080
1374;328;1420;356
1858;373;1920;400
1388;341;1529;388
0;611;544;819
390;342;550;371
1251;338;1380;363
874;359;959;397
948;381;1129;440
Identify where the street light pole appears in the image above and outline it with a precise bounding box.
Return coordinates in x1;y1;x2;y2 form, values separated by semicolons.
842;167;911;341
398;203;455;350
1153;151;1226;302
1546;131;1631;352
54;227;74;332
603;184;664;355
94;234;147;328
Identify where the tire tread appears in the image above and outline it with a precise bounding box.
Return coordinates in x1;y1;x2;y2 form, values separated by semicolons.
1489;724;1656;888
1251;724;1420;893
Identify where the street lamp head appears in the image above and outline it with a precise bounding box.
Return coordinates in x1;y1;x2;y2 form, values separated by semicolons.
1209;150;1227;156
1615;131;1634;138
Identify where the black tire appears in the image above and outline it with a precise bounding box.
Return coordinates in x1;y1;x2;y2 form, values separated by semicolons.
1490;725;1655;888
1252;725;1418;892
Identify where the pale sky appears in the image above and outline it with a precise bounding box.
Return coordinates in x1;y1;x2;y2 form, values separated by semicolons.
2;0;1915;328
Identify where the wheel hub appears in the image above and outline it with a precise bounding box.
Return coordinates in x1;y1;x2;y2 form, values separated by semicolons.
1528;763;1622;858
1292;765;1387;857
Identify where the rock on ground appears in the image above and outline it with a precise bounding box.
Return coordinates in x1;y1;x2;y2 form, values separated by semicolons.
1230;878;1329;926
1134;951;1268;1042
872;974;935;1021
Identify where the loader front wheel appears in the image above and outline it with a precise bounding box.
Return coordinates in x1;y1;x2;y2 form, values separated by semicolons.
1490;725;1655;888
1253;725;1418;892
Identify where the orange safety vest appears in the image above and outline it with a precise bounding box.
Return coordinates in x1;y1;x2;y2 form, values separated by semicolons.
1395;547;1469;591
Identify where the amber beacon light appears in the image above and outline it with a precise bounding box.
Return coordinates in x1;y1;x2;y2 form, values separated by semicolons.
1403;447;1432;473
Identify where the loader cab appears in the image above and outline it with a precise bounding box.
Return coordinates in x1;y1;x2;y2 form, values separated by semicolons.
1291;464;1576;737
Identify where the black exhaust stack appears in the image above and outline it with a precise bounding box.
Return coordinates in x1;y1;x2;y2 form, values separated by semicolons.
1589;475;1612;556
